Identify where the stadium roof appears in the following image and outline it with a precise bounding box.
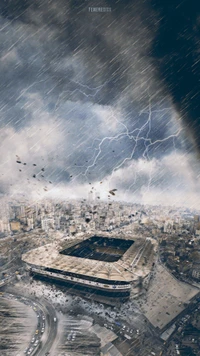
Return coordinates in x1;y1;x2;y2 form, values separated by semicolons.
22;235;154;282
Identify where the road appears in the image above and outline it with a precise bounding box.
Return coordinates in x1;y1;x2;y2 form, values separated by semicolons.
0;275;15;287
130;238;150;267
36;298;57;356
0;291;57;356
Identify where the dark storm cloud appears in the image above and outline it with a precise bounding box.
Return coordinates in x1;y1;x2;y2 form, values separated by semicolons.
0;4;176;128
0;0;159;110
151;0;200;153
0;0;195;203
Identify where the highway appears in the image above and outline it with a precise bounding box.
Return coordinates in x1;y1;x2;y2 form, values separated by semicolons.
0;292;57;356
0;266;26;288
36;298;57;356
0;275;15;288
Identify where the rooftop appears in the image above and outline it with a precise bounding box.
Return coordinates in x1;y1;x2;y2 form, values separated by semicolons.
22;234;155;283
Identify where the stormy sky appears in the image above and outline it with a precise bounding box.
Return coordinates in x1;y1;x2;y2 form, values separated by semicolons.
0;0;200;208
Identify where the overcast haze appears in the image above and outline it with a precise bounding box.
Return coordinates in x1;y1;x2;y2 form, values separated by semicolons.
0;0;200;208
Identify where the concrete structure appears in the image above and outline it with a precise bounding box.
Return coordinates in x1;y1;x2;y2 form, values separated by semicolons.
22;234;155;302
139;263;199;331
101;342;123;356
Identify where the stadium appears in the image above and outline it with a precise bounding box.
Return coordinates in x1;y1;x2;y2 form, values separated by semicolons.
22;234;155;302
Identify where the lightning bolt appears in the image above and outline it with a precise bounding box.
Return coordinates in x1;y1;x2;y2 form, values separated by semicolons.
36;79;182;202
67;90;182;200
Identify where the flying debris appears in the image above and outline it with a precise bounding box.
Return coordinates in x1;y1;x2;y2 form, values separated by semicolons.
44;187;48;191
19;169;21;172
49;181;52;184
70;175;73;178
33;164;37;166
97;196;100;199
23;163;26;165
16;160;21;164
100;181;103;184
41;168;45;171
109;189;117;196
33;174;36;178
41;175;44;177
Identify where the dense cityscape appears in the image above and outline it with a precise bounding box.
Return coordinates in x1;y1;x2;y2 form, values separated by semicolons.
0;197;200;355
